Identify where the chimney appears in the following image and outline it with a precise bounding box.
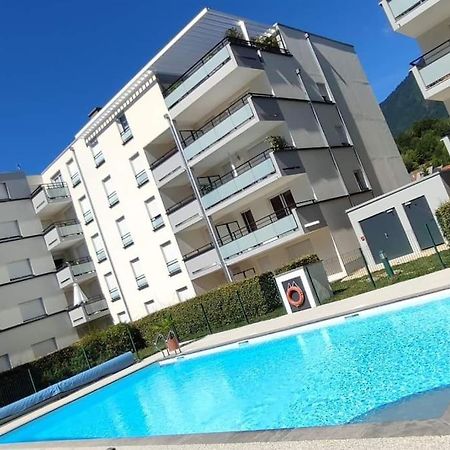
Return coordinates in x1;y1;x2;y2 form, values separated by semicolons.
88;106;102;119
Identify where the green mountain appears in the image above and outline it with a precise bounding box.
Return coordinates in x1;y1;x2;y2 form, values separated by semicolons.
380;73;448;137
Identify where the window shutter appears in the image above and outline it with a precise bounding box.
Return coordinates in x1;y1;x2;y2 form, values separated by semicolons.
20;298;46;322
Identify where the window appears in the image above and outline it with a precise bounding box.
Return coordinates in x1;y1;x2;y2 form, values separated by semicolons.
117;311;129;323
161;241;181;276
130;154;149;187
145;197;164;231
32;338;57;358
130;258;148;289
0;355;11;373
67;160;81;187
270;190;296;219
354;169;368;191
116;217;133;248
92;234;107;262
19;298;46;322
144;300;156;314
105;272;120;300
89;141;105;168
7;259;32;281
241;210;257;233
176;287;191;302
79;197;93;225
0;220;20;241
117;114;133;143
0;183;8;200
103;176;119;207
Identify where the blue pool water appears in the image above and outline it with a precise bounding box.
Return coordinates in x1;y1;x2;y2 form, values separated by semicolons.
1;294;450;443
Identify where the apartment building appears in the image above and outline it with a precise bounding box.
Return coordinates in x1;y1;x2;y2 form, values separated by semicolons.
380;0;450;152
32;9;409;324
0;172;89;370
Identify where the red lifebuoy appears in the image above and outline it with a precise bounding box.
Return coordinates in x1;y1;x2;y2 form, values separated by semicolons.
286;285;305;308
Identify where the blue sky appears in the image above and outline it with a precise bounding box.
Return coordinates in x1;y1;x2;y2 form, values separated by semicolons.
0;0;419;174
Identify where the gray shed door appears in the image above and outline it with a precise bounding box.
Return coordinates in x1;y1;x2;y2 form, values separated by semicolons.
360;209;412;264
403;196;444;250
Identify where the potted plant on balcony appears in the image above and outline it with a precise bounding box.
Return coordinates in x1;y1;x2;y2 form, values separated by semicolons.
225;27;244;40
266;135;289;151
251;34;279;49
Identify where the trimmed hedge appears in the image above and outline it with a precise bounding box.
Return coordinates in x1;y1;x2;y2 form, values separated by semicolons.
274;254;320;275
436;201;450;242
0;272;282;407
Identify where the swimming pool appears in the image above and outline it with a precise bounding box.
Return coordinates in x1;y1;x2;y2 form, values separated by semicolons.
1;292;450;443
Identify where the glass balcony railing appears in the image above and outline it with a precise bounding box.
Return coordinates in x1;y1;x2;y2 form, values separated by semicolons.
387;0;428;19
151;214;164;231
83;210;93;225
162;37;289;110
218;208;300;260
94;151;105;168
109;287;121;301
120;127;133;144
71;172;81;187
135;170;149;187
181;94;255;161
166;259;182;276
411;39;450;90
121;232;134;248
107;191;119;207
96;248;107;263
198;149;277;209
32;182;70;202
136;274;148;290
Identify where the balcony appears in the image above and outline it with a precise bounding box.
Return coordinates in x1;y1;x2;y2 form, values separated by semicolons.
121;232;134;248
151;214;165;231
380;0;450;37
136;274;148;290
198;148;305;211
69;296;110;327
71;172;81;188
150;147;184;187
43;220;83;252
93;150;105;168
411;40;450;101
180;94;284;167
183;243;222;280
217;202;325;262
166;194;203;233
31;182;71;219
107;191;119;208
162;37;286;121
56;257;96;289
120;127;133;144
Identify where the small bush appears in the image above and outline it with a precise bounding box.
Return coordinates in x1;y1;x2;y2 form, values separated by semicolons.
436;201;450;242
274;254;320;275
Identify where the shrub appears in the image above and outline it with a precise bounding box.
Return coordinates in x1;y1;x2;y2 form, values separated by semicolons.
436;201;450;242
274;254;320;275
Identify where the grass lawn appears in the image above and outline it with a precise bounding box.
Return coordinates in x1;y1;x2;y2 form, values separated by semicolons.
328;249;450;303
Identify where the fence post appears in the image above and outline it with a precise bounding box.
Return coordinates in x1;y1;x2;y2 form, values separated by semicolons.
169;313;180;342
426;223;445;269
81;346;91;369
359;248;376;289
379;250;395;278
236;291;250;324
200;303;212;334
126;324;139;359
27;368;37;394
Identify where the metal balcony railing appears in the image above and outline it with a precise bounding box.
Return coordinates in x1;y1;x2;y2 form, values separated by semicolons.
411;39;450;89
135;170;149;187
166;194;196;215
42;219;82;237
96;248;107;263
182;243;215;262
94;151;105;168
60;257;95;277
83;210;94;225
121;232;134;248
109;287;121;301
107;191;119;207
71;172;81;187
149;147;178;170
166;259;182;276
151;214;164;231
31;182;70;201
136;274;148;290
387;0;429;19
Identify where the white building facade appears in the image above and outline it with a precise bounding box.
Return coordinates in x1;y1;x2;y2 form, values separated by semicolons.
29;9;409;325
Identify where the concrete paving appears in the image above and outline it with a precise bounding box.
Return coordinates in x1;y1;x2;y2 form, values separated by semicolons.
2;268;450;448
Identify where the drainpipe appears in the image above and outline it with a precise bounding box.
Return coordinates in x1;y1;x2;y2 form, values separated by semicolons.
164;114;233;283
70;146;133;322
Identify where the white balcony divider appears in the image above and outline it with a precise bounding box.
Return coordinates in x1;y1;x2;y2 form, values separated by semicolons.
219;214;299;260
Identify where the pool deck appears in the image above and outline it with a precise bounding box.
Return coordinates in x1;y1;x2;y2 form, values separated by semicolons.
2;268;450;449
